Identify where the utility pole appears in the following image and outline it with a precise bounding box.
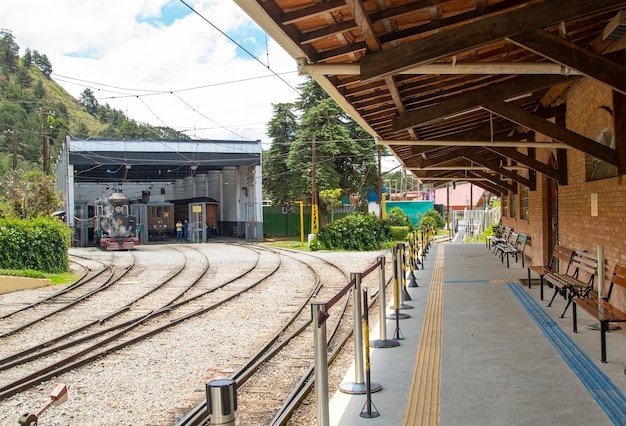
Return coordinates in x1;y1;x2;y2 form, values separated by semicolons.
377;145;382;218
12;128;17;171
311;134;319;235
43;112;50;175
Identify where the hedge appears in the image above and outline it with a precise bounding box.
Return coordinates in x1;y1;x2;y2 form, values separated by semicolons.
0;217;70;273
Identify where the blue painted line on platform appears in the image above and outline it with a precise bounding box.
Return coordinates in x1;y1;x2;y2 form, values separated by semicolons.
508;282;626;426
444;280;489;284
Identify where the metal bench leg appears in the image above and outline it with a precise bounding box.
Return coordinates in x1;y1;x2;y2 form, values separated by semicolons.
506;252;510;268
559;294;573;318
572;302;577;333
601;321;608;363
539;276;544;300
547;287;560;307
527;268;532;289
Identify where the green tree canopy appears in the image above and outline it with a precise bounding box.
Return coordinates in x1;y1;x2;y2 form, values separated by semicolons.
263;77;377;208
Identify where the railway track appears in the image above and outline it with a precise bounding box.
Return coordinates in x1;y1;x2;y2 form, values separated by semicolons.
0;244;272;399
175;246;390;426
0;244;389;425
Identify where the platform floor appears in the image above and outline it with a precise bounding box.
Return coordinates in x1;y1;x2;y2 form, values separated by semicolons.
328;242;626;426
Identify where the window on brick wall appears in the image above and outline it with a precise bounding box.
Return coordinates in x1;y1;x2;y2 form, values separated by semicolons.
520;170;529;220
511;188;517;218
590;127;618;180
502;192;508;217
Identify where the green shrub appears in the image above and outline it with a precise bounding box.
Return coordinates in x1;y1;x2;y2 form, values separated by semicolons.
0;217;70;273
419;215;438;232
423;208;445;229
312;213;391;251
389;226;409;241
386;207;414;231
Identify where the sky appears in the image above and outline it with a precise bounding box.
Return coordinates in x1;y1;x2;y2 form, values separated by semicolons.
0;0;400;171
0;0;305;146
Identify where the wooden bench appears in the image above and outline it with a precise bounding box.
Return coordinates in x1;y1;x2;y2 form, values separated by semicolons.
499;233;528;268
545;250;597;318
527;244;574;300
494;231;518;261
485;225;503;250
490;226;512;253
572;264;626;363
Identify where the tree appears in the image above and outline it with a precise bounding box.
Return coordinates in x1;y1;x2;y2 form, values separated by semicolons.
264;102;298;205
32;51;52;77
1;171;63;219
0;32;19;71
263;77;377;209
79;88;99;115
33;79;45;98
319;188;344;222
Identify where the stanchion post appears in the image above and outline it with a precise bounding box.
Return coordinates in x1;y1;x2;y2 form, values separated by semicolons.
394;243;413;311
407;235;418;287
340;273;382;394
387;245;406;338
312;302;330;426
360;285;380;418
206;379;237;426
371;256;399;348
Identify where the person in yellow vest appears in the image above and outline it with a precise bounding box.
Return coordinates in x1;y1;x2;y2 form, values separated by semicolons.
176;220;183;242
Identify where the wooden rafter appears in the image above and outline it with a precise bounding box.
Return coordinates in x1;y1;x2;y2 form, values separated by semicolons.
360;0;626;82
508;30;626;96
479;98;618;166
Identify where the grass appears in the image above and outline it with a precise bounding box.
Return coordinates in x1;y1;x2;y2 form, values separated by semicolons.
0;269;81;286
46;271;82;285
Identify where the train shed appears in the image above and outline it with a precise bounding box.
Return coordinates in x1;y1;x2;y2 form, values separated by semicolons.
54;136;263;245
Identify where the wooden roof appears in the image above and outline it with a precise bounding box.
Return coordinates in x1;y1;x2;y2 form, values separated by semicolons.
234;0;626;192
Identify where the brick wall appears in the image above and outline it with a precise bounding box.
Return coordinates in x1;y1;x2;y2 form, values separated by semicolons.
502;78;626;311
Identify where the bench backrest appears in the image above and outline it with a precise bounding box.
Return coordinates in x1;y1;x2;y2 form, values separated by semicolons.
552;244;574;272
566;250;598;284
507;231;519;245
607;264;626;301
517;233;528;250
501;227;512;240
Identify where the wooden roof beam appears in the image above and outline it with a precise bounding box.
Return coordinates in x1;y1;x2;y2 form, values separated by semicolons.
392;74;579;131
508;29;626;96
360;0;626;82
479;98;618;166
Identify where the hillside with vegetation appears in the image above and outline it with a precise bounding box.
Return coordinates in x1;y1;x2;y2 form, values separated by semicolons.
0;29;188;179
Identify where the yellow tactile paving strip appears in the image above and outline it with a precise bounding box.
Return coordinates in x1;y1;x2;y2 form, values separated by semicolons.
403;246;445;426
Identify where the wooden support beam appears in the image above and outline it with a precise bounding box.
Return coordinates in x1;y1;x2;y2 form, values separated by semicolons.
479;98;618;166
508;30;626;96
360;0;626;82
485;147;562;183
393;74;578;131
463;149;534;189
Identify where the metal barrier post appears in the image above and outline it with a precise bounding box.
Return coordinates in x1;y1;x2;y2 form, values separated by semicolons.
360;285;380;418
387;245;407;337
401;244;413;300
407;234;418;288
206;379;237;425
371;256;399;348
390;243;413;311
312;302;330;426
340;273;382;394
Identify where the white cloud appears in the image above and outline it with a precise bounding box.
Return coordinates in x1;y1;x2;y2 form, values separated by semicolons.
0;0;304;144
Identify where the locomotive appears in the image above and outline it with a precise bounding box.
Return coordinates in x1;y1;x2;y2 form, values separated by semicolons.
95;192;139;250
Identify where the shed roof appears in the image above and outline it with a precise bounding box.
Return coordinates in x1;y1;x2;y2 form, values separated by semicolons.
62;137;261;182
234;0;626;192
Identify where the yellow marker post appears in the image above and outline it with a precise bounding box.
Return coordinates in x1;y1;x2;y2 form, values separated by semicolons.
295;201;304;246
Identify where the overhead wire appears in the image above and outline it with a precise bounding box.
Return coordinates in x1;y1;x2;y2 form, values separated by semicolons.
178;0;299;95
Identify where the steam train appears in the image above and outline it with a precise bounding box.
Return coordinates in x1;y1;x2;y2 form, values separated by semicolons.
95;192;139;250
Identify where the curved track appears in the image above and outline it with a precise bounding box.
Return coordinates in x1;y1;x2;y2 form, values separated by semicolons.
175;245;389;426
